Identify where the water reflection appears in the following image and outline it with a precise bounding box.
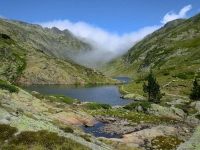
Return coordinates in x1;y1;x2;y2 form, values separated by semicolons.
82;122;121;138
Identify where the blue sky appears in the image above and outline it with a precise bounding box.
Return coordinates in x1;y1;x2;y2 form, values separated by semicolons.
0;0;200;62
0;0;199;34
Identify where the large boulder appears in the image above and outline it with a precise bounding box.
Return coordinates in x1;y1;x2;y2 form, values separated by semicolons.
190;101;200;113
110;125;178;146
147;104;186;119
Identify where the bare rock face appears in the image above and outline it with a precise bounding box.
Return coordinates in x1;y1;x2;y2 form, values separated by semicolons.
110;125;178;146
177;125;200;150
147;104;186;119
190;101;200;113
56;114;98;127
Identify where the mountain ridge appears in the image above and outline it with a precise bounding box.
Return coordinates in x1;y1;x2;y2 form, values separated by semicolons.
0;18;118;85
102;13;200;96
0;18;92;62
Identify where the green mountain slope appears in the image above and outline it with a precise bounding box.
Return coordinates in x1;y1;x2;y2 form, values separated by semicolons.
102;13;200;97
0;18;91;61
0;19;118;85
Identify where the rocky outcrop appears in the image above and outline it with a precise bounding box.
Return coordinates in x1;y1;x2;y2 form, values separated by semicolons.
110;125;178;147
0;88;110;150
0;88;97;127
0;18;92;63
147;104;186;119
190;101;200;113
177;125;200;150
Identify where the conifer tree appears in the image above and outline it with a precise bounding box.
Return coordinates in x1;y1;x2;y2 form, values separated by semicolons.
190;78;200;100
143;71;162;103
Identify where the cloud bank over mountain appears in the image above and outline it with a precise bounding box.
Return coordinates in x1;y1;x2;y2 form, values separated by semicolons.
161;5;192;24
40;20;160;65
39;5;192;67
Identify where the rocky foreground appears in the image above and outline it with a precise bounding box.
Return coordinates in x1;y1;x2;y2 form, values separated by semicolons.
0;87;111;150
0;85;200;149
87;99;200;150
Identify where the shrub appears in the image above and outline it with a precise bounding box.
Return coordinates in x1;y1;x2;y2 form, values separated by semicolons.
163;72;170;76
124;102;153;111
59;126;74;133
0;124;18;145
34;94;76;104
0;80;19;93
124;102;140;110
151;135;184;149
190;78;200;100
3;130;90;150
0;33;11;40
139;102;153;111
80;134;91;142
86;103;111;110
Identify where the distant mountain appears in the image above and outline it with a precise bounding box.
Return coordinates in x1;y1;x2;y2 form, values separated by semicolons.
102;13;200;96
0;18;118;84
0;18;92;62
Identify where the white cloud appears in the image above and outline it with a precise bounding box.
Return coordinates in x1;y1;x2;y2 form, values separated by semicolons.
38;5;193;67
161;5;192;24
40;20;160;66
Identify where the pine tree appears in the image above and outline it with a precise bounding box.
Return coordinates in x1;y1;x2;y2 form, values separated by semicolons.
190;78;200;100
143;71;162;103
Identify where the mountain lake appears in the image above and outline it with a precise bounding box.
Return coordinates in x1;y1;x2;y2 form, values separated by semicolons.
20;77;133;138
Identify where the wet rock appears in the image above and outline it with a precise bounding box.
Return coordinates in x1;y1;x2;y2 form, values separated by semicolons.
85;122;94;127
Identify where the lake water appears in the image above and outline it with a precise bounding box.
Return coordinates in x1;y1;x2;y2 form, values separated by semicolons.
20;77;133;138
82;122;122;138
21;84;133;106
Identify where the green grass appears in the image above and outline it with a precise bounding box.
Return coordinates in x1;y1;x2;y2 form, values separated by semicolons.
124;102;153;111
34;93;76;104
84;102;111;110
80;134;91;142
99;138;140;150
86;108;177;124
173;71;196;80
1;129;90;150
151;135;184;149
0;124;18;145
102;14;200;99
59;125;74;133
0;80;19;93
13;53;27;82
0;123;88;150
